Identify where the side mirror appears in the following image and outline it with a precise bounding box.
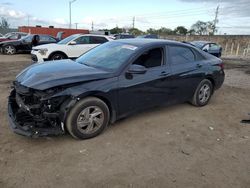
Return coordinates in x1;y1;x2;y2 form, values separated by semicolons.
127;64;147;74
69;41;77;45
203;49;208;52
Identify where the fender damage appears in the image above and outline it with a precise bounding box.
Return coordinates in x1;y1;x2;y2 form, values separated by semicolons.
7;60;115;137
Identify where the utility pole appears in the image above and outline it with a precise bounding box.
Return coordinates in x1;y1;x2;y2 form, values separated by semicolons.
75;23;78;29
69;0;77;29
91;21;94;31
27;15;30;26
132;16;135;29
213;5;219;35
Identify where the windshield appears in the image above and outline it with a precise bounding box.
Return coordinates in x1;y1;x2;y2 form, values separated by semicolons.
58;34;79;44
76;42;139;71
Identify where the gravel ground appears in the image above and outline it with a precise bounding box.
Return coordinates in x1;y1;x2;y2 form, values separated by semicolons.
0;55;249;188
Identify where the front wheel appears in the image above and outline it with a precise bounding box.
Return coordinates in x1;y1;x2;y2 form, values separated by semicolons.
4;45;16;55
50;53;66;61
191;79;213;107
66;97;110;139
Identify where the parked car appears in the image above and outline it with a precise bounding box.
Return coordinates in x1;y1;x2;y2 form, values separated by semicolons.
188;41;222;57
0;34;58;55
0;32;28;42
31;34;114;62
137;34;158;39
56;31;65;41
114;34;135;39
8;39;224;139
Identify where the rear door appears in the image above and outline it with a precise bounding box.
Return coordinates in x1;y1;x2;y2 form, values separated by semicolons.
90;36;109;44
167;45;205;102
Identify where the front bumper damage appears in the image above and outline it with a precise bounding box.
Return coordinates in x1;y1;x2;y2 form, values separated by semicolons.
8;84;66;138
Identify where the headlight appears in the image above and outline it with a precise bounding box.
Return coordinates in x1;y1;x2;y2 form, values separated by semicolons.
38;48;48;55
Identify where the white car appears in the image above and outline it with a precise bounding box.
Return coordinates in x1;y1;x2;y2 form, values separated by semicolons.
31;34;114;62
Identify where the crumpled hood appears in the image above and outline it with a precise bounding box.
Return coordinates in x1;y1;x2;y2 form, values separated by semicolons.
16;60;113;90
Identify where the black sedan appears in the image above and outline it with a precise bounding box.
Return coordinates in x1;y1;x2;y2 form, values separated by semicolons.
0;34;58;55
8;39;225;139
189;41;222;57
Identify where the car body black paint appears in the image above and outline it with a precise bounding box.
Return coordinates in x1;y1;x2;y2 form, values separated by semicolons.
8;39;225;137
0;34;58;53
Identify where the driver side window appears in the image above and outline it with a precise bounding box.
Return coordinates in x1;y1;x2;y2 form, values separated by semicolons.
133;48;163;68
74;36;90;44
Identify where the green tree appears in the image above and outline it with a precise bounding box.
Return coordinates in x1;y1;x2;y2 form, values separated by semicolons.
110;27;124;34
158;27;173;35
129;28;144;36
147;27;173;35
190;20;215;35
0;17;10;29
188;29;196;35
174;26;188;35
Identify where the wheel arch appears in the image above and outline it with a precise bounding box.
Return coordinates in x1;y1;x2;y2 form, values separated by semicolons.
72;91;117;124
205;75;215;93
48;51;68;60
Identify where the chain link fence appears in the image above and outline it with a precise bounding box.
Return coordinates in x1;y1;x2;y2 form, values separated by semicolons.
159;35;250;58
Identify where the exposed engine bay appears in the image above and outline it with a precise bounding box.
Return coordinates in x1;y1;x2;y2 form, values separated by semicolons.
8;81;74;137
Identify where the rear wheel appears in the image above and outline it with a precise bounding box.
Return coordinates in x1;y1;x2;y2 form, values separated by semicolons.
191;79;213;107
4;45;16;55
66;97;110;139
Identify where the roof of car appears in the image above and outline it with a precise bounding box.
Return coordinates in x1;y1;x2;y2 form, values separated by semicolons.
114;38;189;47
78;34;111;37
191;41;213;45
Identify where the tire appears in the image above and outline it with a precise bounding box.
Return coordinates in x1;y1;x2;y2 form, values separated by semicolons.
66;97;110;139
191;79;213;107
50;52;66;61
4;45;16;55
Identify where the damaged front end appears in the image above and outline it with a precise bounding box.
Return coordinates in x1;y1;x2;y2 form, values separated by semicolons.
8;82;72;137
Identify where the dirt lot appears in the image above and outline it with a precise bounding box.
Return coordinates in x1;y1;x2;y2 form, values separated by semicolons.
0;55;249;188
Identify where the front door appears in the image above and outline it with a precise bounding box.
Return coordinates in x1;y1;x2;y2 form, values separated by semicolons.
117;47;173;117
68;36;98;58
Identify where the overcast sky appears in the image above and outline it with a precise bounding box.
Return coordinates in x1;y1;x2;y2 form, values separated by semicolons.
0;0;250;34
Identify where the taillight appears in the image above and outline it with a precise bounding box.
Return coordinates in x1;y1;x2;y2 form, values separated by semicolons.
219;63;224;69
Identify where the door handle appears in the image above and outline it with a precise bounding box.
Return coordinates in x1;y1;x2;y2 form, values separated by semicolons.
160;71;169;76
196;63;202;68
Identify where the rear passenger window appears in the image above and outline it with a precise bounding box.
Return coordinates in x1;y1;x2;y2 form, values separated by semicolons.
91;36;108;44
133;48;163;68
169;46;195;64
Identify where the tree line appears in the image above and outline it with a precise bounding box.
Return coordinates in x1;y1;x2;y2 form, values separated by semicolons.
105;20;216;36
1;16;216;36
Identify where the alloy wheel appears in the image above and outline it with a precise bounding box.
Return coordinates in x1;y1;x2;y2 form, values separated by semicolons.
198;84;211;104
5;46;15;55
76;106;104;134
